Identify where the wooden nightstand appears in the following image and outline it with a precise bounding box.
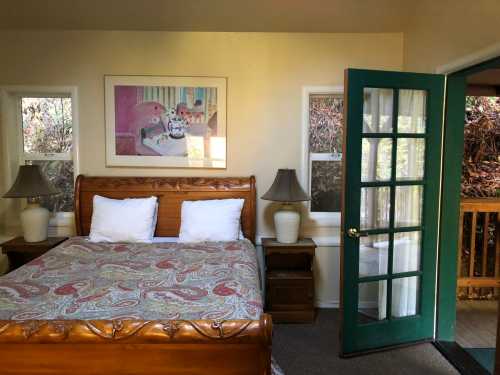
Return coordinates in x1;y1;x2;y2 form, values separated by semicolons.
1;236;68;271
263;237;316;323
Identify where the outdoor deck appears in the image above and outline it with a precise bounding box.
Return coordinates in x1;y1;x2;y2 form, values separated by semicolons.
456;300;497;348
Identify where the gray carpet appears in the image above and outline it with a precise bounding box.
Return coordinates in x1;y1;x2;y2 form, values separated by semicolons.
272;309;459;375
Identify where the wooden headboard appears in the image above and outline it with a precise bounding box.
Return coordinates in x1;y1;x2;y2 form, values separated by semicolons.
74;175;256;243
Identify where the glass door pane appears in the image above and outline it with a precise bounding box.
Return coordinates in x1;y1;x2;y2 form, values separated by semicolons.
363;88;394;133
362;138;392;182
360;187;391;229
393;231;421;274
391;276;420;318
359;234;389;277
395;185;423;227
396;138;425;181
398;90;427;133
358;280;387;323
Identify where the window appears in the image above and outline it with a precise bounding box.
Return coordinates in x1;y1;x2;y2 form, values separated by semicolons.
19;95;75;215
302;86;343;226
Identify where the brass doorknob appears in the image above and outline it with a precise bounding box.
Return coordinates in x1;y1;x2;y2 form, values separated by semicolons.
347;228;367;238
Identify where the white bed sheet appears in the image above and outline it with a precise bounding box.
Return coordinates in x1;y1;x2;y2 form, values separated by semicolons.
152;237;179;243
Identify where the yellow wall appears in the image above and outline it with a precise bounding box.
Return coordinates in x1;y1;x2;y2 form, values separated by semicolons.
404;0;500;72
0;31;403;305
1;10;499;305
0;31;403;234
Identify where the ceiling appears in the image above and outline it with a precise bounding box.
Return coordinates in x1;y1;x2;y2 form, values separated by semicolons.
0;0;411;33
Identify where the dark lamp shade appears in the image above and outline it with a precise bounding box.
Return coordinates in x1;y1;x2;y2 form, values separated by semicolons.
3;165;59;198
261;169;310;202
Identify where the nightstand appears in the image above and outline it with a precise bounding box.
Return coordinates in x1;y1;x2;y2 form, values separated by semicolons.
0;236;68;271
263;237;316;323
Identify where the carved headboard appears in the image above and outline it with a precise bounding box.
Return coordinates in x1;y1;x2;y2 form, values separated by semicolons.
74;175;256;243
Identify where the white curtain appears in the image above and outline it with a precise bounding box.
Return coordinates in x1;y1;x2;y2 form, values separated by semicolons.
361;89;425;319
390;90;425;317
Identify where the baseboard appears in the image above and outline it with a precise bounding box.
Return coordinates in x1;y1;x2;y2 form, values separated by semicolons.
315;300;339;308
315;300;379;309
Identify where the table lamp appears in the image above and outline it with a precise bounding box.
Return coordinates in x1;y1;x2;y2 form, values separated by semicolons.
261;169;310;243
3;165;59;242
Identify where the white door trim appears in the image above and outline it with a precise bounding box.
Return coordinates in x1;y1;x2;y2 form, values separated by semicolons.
436;42;500;74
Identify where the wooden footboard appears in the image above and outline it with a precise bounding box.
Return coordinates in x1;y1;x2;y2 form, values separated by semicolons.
0;314;272;374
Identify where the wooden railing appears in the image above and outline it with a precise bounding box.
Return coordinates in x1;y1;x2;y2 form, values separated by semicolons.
457;198;500;299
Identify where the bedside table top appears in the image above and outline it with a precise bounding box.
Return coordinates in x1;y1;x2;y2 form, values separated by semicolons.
261;237;315;248
1;236;68;253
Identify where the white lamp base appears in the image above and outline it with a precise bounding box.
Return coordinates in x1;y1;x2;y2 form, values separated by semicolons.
20;202;50;242
274;204;300;243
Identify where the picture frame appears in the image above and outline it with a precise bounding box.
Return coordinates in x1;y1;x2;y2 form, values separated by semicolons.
104;75;227;168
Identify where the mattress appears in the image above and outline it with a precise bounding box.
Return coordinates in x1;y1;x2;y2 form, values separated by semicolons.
0;237;263;321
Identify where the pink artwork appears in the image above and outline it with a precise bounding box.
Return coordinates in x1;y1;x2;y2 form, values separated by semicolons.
114;85;218;157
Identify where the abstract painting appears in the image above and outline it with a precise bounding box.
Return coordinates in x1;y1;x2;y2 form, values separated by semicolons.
105;75;227;168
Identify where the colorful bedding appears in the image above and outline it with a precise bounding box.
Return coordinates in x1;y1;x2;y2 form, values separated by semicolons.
0;237;263;321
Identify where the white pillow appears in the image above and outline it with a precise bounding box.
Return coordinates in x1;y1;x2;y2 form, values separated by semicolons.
179;199;244;242
89;195;158;243
151;202;159;238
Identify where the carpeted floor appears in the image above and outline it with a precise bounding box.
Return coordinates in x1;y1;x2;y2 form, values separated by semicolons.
272;309;459;375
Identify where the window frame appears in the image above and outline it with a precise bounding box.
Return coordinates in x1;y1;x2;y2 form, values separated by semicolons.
301;85;343;228
1;86;79;230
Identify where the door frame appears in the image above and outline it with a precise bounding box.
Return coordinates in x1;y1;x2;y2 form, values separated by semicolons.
436;55;500;343
433;56;500;375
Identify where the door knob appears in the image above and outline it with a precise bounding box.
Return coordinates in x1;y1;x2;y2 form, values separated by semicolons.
347;228;367;238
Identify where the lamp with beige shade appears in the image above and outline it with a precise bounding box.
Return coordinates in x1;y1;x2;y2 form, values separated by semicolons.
261;169;310;244
3;165;59;242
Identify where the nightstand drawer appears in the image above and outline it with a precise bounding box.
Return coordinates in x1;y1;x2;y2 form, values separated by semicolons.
266;252;313;271
266;272;314;311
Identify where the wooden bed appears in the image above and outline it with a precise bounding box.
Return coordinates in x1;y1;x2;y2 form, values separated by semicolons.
0;175;272;375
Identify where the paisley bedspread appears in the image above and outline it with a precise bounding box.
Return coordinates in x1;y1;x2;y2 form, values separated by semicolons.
0;237;263;321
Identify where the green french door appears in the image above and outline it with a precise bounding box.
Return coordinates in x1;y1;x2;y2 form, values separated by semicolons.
341;69;445;355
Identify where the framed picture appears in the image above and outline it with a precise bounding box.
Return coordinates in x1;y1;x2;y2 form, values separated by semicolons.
104;75;227;168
